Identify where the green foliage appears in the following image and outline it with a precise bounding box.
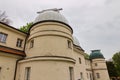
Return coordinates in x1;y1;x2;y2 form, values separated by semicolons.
19;22;33;33
106;61;118;77
112;51;120;75
84;53;89;59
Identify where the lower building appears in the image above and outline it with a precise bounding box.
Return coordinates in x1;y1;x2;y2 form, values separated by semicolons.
0;8;110;80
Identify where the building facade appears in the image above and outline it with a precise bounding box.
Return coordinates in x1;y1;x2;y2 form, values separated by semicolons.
0;8;110;80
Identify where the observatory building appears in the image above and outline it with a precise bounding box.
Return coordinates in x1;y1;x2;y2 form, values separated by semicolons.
0;8;110;80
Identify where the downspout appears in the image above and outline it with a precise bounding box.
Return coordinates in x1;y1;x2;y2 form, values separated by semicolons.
14;58;24;80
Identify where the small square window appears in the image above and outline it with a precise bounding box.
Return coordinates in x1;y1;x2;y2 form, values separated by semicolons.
16;38;23;47
95;63;97;66
0;32;7;43
30;40;34;48
96;73;100;79
68;40;72;48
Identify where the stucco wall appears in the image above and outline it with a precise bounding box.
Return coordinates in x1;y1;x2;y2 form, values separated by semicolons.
73;48;88;80
0;52;20;80
25;22;73;59
0;23;27;51
92;59;110;80
17;58;75;80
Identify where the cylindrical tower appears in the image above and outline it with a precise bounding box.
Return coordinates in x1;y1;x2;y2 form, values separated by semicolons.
90;50;110;80
16;8;75;80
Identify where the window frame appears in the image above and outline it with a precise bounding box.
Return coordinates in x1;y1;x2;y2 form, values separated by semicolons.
79;58;81;64
96;73;100;79
16;38;23;48
68;40;72;48
30;39;34;48
95;63;98;66
69;67;74;80
87;73;89;79
0;32;8;43
80;72;83;79
25;67;31;80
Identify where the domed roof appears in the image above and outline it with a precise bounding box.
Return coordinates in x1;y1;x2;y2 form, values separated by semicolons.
89;50;104;59
34;8;68;24
73;36;80;46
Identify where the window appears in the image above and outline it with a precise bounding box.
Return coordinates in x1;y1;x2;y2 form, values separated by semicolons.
16;38;23;47
68;40;72;48
87;73;89;79
30;40;34;48
69;67;74;80
25;67;31;80
90;73;93;80
96;73;100;79
80;72;83;79
79;58;81;64
95;63;97;66
0;32;7;43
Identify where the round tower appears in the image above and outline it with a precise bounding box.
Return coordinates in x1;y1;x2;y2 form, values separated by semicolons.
90;50;110;80
17;8;75;80
26;8;73;58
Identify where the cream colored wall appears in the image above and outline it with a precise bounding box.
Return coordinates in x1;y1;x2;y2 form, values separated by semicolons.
25;22;73;59
85;59;92;70
0;52;21;80
16;58;75;80
93;70;110;80
85;59;93;80
86;71;93;80
28;22;72;42
30;22;72;36
92;59;110;80
26;36;73;58
73;48;88;80
0;24;27;51
92;59;107;69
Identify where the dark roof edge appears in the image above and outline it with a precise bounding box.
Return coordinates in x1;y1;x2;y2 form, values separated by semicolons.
73;44;84;52
0;22;28;35
0;45;26;57
29;20;73;34
89;57;105;60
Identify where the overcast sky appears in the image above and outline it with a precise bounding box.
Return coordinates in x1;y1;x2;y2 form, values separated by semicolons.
0;0;120;59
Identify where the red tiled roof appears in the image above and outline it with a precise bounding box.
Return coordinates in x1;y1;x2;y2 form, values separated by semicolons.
0;45;25;56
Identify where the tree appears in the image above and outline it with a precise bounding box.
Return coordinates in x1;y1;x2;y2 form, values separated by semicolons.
84;53;89;59
112;51;120;75
0;11;11;25
19;22;33;33
106;61;118;77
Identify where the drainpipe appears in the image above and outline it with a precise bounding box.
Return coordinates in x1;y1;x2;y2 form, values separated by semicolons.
14;58;24;80
14;29;28;80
